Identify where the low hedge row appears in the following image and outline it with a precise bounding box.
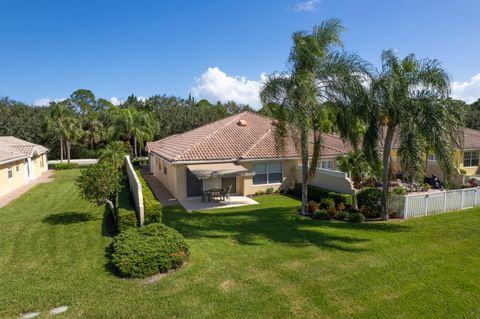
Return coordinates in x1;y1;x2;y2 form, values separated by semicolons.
135;169;162;224
49;163;80;170
293;183;353;207
116;182;138;232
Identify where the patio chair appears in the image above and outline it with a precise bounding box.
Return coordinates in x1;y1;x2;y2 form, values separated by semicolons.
222;185;232;202
202;190;212;203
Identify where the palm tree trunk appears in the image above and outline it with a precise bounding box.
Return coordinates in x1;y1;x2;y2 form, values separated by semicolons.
300;127;309;215
382;125;395;220
134;136;138;159
67;141;71;164
60;136;64;164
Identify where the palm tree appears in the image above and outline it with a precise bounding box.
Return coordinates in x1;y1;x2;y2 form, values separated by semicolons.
99;141;127;173
260;19;368;214
83;117;105;150
337;150;370;188
360;50;465;219
46;101;74;163
63;116;84;164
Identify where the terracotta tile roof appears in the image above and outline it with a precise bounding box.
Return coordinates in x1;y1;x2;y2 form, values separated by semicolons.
0;136;48;164
388;127;480;151
462;128;480;150
147;112;351;163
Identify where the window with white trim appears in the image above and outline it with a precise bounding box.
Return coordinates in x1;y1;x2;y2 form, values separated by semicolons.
464;151;479;167
253;161;282;185
7;164;13;179
320;159;334;169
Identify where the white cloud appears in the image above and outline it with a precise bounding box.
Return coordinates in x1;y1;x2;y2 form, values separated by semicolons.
32;97;66;106
294;0;321;12
191;67;266;109
109;97;123;106
452;73;480;104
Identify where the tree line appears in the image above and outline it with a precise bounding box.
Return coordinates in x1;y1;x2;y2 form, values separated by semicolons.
0;93;252;161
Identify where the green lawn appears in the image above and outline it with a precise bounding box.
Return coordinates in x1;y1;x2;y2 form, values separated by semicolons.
1;169;479;318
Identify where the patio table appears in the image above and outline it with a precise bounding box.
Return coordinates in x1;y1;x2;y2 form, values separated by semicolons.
208;188;225;202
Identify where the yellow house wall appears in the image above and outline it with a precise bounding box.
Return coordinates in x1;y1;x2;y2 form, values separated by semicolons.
241;159;300;196
455;150;479;175
152;154;178;198
0;159;26;197
33;154;48;178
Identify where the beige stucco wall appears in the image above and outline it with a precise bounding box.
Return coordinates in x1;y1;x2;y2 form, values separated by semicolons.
33;154;48;178
0;159;26;197
241;159;300;196
152;154;178;198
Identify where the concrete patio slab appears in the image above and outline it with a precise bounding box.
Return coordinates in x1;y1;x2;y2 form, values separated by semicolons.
179;196;259;212
0;171;54;209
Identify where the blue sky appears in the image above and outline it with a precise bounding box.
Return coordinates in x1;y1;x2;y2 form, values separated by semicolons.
1;0;479;108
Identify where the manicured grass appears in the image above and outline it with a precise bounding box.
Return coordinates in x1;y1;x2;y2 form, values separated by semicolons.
0;169;479;318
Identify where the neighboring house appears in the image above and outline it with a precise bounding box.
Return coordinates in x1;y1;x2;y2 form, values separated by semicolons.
0;136;48;198
390;127;480;182
146;112;351;200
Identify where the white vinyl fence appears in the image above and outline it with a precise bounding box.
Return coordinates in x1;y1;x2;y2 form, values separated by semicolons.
125;155;144;225
391;187;480;219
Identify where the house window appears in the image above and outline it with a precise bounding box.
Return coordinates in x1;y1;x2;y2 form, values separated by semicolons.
163;162;167;175
320;159;334;169
16;162;19;171
427;154;437;161
464;151;479;167
252;161;282;185
7;164;13;179
40;157;44;168
158;159;162;171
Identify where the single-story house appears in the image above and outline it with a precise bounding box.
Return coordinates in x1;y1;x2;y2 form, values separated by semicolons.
146;112;351;200
0;136;48;198
390;127;480;181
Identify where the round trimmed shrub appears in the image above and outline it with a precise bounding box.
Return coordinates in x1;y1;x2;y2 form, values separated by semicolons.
112;223;189;278
357;187;382;218
349;212;366;223
313;209;331;220
335;210;350;221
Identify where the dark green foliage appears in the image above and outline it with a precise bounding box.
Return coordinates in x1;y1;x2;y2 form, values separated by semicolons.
335;210;350;220
349;212;366;223
393;186;407;196
75;163;121;206
49;163;80;170
131;158;149;167
357;187;382;217
313;209;331;220
135;169;162;224
111;223;190;278
320;198;336;210
116;183;138;232
293;184;353;207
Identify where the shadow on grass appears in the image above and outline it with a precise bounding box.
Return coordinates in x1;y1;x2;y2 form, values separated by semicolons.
162;196;410;253
42;211;98;225
102;205;117;237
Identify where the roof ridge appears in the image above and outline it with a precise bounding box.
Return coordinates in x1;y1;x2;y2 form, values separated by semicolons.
240;128;273;159
173;112;245;161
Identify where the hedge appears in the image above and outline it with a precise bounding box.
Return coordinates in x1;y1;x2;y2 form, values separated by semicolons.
111;223;190;278
293;183;353;207
49;163;80;170
116;182;138;232
135;169;162;224
356;187;382;218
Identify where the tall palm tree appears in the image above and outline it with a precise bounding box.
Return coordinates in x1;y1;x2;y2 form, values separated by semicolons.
46;101;75;163
360;50;465;219
99;141;127;173
63;116;84;164
260;19;368;214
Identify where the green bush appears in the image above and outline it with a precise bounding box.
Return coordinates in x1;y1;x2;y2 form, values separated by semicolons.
320;198;335;210
132;158;149;167
349;212;366;223
254;190;265;196
357;187;382;218
49;163;80;170
112;223;189;278
335;210;350;221
135;169;162;224
293;184;353;207
393;186;407;196
265;187;274;194
116;183;138;232
313;209;331;220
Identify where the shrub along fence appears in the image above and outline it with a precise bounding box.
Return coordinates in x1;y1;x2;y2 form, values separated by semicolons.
390;187;480;219
125;155;145;225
